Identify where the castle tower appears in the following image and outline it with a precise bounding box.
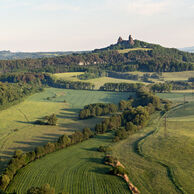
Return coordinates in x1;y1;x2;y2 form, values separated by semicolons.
117;36;123;44
129;35;135;46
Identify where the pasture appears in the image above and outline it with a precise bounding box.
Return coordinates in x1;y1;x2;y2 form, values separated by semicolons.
112;96;194;193
54;73;146;89
54;71;194;90
117;48;152;54
0;88;129;172
6;133;130;194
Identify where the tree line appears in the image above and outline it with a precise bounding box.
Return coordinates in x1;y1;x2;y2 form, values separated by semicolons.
150;81;193;92
0;73;95;91
0;128;94;191
99;83;143;92
79;103;118;119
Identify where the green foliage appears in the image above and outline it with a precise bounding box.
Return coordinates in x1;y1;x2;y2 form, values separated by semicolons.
126;122;137;132
104;155;118;165
110;166;128;176
27;184;55;194
57;135;71;148
114;128;128;141
151;83;172;93
119;100;133;111
98;146;112;153
0;175;10;191
82;128;94;140
0;73;95;91
78;70;106;80
167;81;192;90
79;103;118;119
46;114;58;126
100;82;143;92
0;82;42;111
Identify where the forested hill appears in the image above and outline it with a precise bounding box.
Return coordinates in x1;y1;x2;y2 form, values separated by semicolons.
0;36;194;73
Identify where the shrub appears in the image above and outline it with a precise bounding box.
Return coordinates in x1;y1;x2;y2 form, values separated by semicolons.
110;166;128;176
0;175;10;191
98;146;112;153
27;184;55;194
47;114;58;126
82;128;94;140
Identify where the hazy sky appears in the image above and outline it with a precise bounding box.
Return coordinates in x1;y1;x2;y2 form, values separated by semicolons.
0;0;193;51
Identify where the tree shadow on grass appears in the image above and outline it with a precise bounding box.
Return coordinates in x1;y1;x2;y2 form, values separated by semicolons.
16;121;34;125
81;147;98;152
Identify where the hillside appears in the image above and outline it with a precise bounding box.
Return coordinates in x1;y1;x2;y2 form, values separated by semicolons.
0;35;194;73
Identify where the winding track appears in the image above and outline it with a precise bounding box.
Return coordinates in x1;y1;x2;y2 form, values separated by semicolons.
134;104;186;194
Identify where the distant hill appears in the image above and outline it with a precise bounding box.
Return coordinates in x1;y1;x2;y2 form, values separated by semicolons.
180;47;194;53
0;34;194;73
0;50;85;60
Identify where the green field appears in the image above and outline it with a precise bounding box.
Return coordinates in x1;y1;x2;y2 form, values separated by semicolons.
117;48;152;53
54;73;146;89
0;88;129;172
54;71;194;90
6;133;130;194
112;97;194;193
1;89;194;193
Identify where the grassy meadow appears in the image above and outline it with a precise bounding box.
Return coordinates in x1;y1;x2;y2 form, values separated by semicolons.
112;96;194;193
117;48;152;53
0;88;129;172
6;133;130;194
54;72;146;89
54;71;194;90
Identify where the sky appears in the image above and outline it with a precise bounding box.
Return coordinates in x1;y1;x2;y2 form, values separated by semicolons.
0;0;193;52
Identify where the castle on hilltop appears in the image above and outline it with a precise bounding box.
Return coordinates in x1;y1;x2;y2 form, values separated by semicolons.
117;34;135;46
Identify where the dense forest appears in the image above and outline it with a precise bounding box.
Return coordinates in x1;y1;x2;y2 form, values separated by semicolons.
0;73;95;90
0;39;194;74
0;82;43;110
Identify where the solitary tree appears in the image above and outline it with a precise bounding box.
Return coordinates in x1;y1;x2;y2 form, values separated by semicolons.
47;114;58;125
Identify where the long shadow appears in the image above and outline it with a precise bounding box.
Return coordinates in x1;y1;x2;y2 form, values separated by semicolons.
16;121;34;125
57;112;77;119
81;147;98;152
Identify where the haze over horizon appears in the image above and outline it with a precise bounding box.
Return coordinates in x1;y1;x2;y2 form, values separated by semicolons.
0;0;194;52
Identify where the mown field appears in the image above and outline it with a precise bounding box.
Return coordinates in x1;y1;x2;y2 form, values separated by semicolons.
117;48;152;53
112;95;194;193
54;71;194;90
6;133;130;194
54;72;144;89
0;88;129;172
